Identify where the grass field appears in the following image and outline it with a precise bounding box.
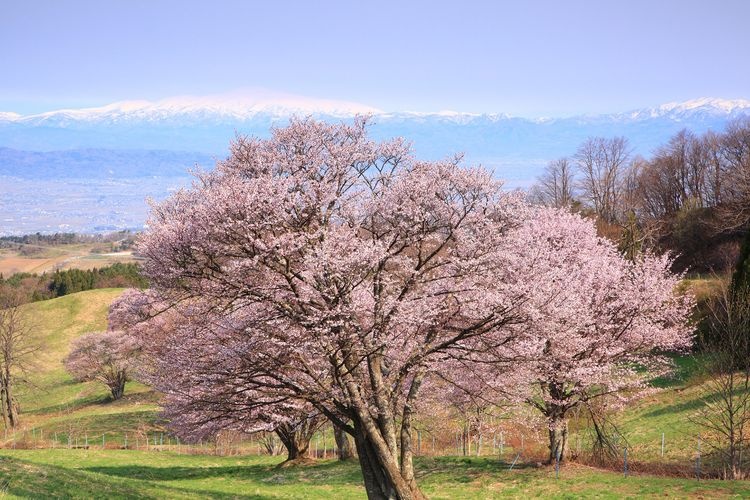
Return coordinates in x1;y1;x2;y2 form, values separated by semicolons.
0;289;748;498
0;243;137;275
2;451;750;499
4;289;161;449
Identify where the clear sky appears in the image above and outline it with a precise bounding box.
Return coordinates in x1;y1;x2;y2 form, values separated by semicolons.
2;0;749;116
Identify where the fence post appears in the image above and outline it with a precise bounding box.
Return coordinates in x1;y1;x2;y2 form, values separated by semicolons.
124;433;128;449
500;432;504;457
695;436;701;480
555;449;561;479
661;432;665;457
85;433;88;449
508;452;521;470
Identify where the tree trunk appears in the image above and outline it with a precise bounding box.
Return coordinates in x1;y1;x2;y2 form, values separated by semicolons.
274;415;323;463
548;414;568;464
351;417;426;500
334;424;355;460
109;377;126;400
276;426;311;462
0;385;7;429
2;368;18;428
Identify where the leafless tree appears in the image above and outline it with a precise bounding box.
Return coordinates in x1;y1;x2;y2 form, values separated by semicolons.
0;287;39;428
716;118;750;231
702;130;726;208
532;158;576;208
574;137;631;223
692;276;750;479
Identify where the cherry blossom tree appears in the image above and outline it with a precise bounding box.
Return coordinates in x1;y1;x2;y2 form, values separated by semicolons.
494;207;694;463
111;291;325;463
64;330;139;400
118;117;543;500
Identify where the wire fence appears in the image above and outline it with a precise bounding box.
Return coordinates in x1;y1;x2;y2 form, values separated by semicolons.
0;425;737;479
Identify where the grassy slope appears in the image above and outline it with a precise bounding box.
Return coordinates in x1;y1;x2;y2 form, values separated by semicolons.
1;288;747;498
7;289;161;447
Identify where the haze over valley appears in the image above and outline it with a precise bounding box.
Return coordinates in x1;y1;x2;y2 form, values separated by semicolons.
2;93;749;234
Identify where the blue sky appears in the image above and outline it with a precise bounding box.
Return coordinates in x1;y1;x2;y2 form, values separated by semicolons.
2;0;749;116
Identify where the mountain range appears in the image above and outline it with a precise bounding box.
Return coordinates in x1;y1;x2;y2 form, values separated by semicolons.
1;93;749;235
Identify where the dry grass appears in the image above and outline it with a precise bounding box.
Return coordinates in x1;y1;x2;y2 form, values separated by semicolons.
0;245;137;275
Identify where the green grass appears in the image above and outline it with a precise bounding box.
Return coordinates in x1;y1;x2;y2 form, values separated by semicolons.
6;290;162;447
3;288;750;498
2;450;750;499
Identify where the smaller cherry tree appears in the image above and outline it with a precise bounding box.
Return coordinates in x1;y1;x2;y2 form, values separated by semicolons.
494;207;694;463
64;330;139;400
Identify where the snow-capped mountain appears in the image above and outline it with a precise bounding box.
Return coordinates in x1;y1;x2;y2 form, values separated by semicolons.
1;91;382;127
2;94;748;127
1;94;748;234
1;94;748;157
616;97;750;121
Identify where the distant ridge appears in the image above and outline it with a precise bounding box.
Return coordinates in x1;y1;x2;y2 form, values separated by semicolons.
1;94;749;125
1;93;749;235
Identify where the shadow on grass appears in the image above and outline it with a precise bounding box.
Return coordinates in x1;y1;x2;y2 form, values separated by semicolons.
29;388;158;416
26;391;104;416
641;393;707;418
649;355;702;389
87;458;364;486
0;455;272;499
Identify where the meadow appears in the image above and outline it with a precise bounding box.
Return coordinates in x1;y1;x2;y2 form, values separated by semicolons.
0;289;746;498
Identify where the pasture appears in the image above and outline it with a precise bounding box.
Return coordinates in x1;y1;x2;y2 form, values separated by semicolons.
0;289;746;498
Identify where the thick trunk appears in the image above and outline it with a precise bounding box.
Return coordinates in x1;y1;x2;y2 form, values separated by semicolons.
275;427;311;461
107;370;127;401
275;415;322;463
334;345;425;499
352;418;426;500
548;415;568;464
109;379;125;400
334;424;355;460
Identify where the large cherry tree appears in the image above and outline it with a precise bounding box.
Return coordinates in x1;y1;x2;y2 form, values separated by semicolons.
121;117;544;499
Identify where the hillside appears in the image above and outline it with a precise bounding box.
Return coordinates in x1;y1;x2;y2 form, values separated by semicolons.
0;289;748;498
3;289;161;449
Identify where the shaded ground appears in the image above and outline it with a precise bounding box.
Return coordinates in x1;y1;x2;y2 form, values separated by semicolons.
2;450;750;499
